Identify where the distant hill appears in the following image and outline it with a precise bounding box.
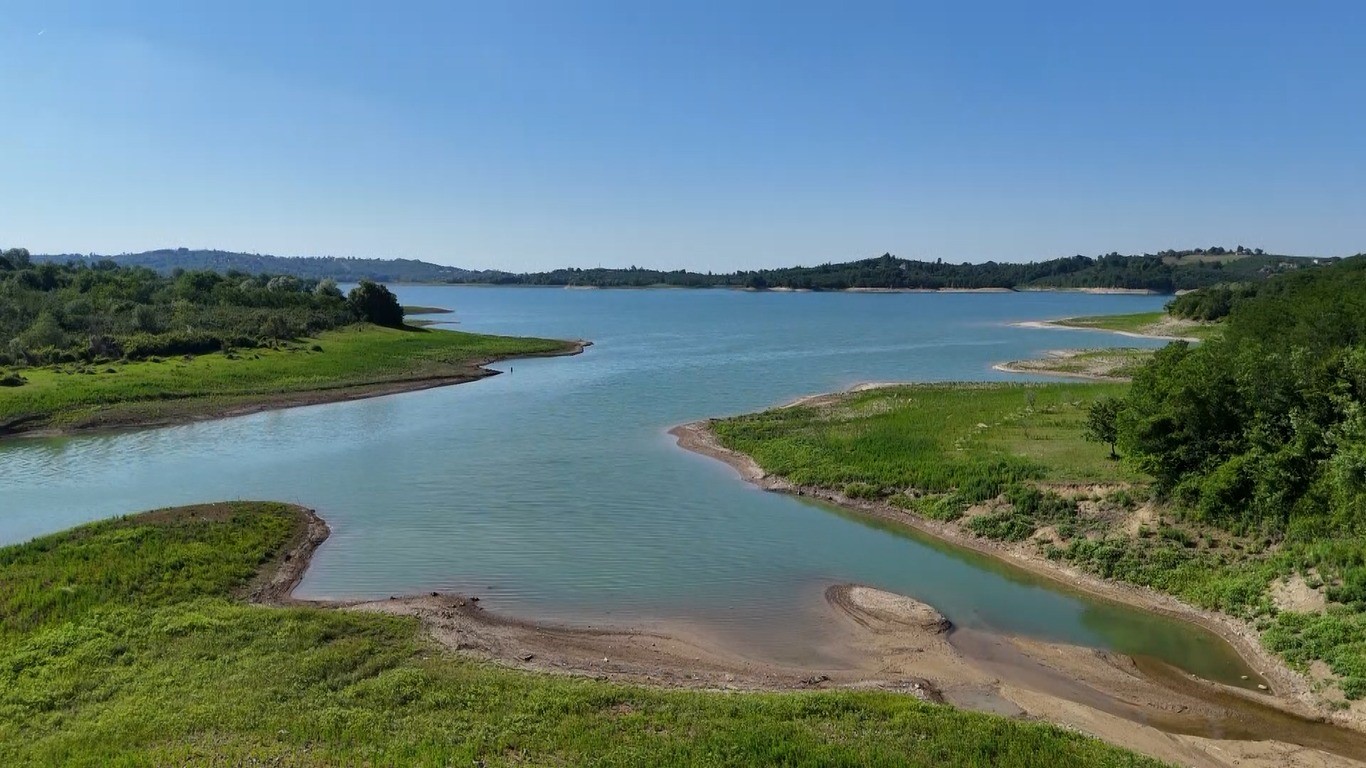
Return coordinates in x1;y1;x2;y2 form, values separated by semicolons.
462;249;1336;292
33;246;1340;293
34;248;505;283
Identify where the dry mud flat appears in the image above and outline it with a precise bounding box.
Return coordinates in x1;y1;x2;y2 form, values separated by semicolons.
344;585;1365;768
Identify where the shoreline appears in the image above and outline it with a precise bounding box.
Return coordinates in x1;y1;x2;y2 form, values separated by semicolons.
1013;318;1202;343
401;282;1173;295
991;348;1149;381
258;502;1366;767
666;418;1320;715
991;361;1128;381
0;340;590;440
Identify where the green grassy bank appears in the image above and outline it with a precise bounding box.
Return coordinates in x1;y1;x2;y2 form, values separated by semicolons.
0;324;576;435
712;383;1366;703
0;502;1161;767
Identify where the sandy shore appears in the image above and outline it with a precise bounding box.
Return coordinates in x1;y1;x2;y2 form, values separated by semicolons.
1013;319;1202;343
0;340;590;439
993;348;1144;381
992;361;1126;381
255;500;1366;768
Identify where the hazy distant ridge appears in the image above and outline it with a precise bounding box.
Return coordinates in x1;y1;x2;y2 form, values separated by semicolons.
34;248;508;284
35;247;1339;293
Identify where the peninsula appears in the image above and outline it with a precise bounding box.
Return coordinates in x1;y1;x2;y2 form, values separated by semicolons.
0;250;584;437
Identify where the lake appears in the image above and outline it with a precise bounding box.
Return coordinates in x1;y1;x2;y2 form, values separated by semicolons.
0;287;1254;683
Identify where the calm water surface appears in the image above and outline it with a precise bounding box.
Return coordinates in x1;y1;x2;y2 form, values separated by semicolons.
0;288;1254;683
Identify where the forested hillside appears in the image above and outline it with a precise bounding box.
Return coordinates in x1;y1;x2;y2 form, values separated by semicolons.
1113;256;1366;692
0;248;402;369
1122;256;1366;532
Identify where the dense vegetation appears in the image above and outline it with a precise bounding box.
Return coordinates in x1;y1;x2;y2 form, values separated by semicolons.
1119;258;1366;540
37;245;1336;293
1101;256;1366;695
0;503;1162;767
1;248;406;368
471;250;1328;292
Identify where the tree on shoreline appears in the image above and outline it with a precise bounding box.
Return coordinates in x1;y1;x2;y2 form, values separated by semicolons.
347;280;404;328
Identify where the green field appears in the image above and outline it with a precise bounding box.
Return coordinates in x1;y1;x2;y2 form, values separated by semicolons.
713;382;1139;493
1052;312;1222;341
0;324;573;434
711;382;1366;701
0;503;1162;767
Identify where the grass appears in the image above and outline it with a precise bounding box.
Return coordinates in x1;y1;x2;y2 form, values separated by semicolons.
713;382;1366;701
0;503;1164;767
401;305;454;315
1052;312;1222;341
712;382;1139;496
0;324;573;434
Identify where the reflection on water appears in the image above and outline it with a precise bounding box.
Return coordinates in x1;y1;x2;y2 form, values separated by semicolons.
0;287;1258;685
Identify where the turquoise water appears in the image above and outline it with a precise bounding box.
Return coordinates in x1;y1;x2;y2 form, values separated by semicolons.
0;288;1253;682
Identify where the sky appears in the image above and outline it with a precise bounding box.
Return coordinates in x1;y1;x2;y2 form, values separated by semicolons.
2;1;1363;272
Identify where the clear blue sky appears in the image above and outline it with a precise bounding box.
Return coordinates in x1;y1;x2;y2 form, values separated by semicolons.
2;1;1363;271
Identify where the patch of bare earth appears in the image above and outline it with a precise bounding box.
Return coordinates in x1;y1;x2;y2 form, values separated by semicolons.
1272;572;1328;614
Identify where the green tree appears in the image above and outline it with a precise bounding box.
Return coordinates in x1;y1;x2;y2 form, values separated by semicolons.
347;280;404;328
314;278;343;299
1084;395;1122;459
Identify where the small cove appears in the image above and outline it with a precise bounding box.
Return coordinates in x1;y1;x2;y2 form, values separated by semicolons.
0;287;1262;686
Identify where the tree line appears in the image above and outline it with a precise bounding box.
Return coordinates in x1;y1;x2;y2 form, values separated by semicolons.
38;246;1334;294
0;248;403;371
464;251;1327;292
1094;255;1366;603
